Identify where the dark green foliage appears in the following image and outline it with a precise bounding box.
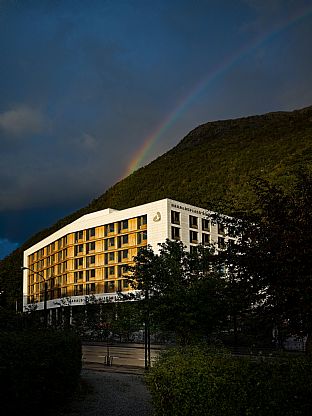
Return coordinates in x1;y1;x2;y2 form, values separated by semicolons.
1;105;312;308
212;172;312;343
0;330;82;414
146;346;312;416
127;240;228;344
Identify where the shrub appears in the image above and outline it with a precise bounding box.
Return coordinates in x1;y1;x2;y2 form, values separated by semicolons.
0;329;82;414
145;346;312;416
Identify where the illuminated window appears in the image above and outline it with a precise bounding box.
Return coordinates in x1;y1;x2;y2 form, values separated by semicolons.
86;241;95;254
137;215;147;228
86;227;96;240
86;283;96;294
86;255;95;267
86;269;96;281
74;258;83;269
75;230;83;242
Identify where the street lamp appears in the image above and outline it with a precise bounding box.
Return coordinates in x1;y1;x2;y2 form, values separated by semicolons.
21;266;48;328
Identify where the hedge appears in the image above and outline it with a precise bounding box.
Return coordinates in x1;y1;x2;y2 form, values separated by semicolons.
0;330;82;414
145;346;312;416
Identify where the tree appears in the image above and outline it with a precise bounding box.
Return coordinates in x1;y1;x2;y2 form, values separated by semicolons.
126;240;228;344
212;172;312;347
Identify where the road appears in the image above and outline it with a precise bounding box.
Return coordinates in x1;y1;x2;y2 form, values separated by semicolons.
82;343;164;369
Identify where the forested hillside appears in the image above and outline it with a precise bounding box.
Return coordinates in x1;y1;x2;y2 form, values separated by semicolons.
1;105;312;307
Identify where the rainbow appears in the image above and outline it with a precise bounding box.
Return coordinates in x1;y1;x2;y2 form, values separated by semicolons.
125;4;312;177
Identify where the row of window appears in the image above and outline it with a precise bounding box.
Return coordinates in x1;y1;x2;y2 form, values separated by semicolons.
73;279;128;296
27;277;131;303
171;210;233;236
171;227;231;248
171;211;211;230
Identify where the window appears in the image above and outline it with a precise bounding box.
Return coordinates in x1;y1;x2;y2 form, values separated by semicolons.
202;219;210;232
74;244;84;256
109;237;115;248
74;271;83;283
171;210;180;225
137;215;147;228
118;219;128;232
86;241;95;254
74;258;83;269
75;230;84;242
118;234;128;247
189;215;198;229
86;283;96;295
86;227;96;240
137;231;147;244
117;264;127;277
117;280;122;292
104;281;115;293
86;269;96;281
109;266;115;276
202;233;210;245
190;230;198;243
104;223;114;235
109;252;115;262
86;255;95;267
104;268;109;279
118;250;128;262
74;284;83;296
171;226;180;240
190;245;197;254
123;279;129;289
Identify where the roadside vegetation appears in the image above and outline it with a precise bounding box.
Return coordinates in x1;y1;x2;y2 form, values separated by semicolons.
145;346;312;416
0;329;82;414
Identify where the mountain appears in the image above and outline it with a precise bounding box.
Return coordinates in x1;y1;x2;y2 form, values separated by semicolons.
1;105;312;307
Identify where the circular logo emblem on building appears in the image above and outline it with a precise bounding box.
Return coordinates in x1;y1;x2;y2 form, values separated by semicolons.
153;212;161;222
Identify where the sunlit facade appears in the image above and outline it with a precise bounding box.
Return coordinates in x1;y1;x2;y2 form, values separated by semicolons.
22;198;231;311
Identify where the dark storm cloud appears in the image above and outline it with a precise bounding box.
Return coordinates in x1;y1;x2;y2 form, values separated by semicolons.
0;0;312;258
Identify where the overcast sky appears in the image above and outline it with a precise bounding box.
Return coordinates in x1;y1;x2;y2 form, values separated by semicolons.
1;0;312;259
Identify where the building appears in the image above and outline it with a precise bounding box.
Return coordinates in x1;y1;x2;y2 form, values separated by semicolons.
22;198;230;312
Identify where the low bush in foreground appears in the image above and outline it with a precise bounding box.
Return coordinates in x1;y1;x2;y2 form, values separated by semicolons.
145;346;312;416
0;330;82;414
